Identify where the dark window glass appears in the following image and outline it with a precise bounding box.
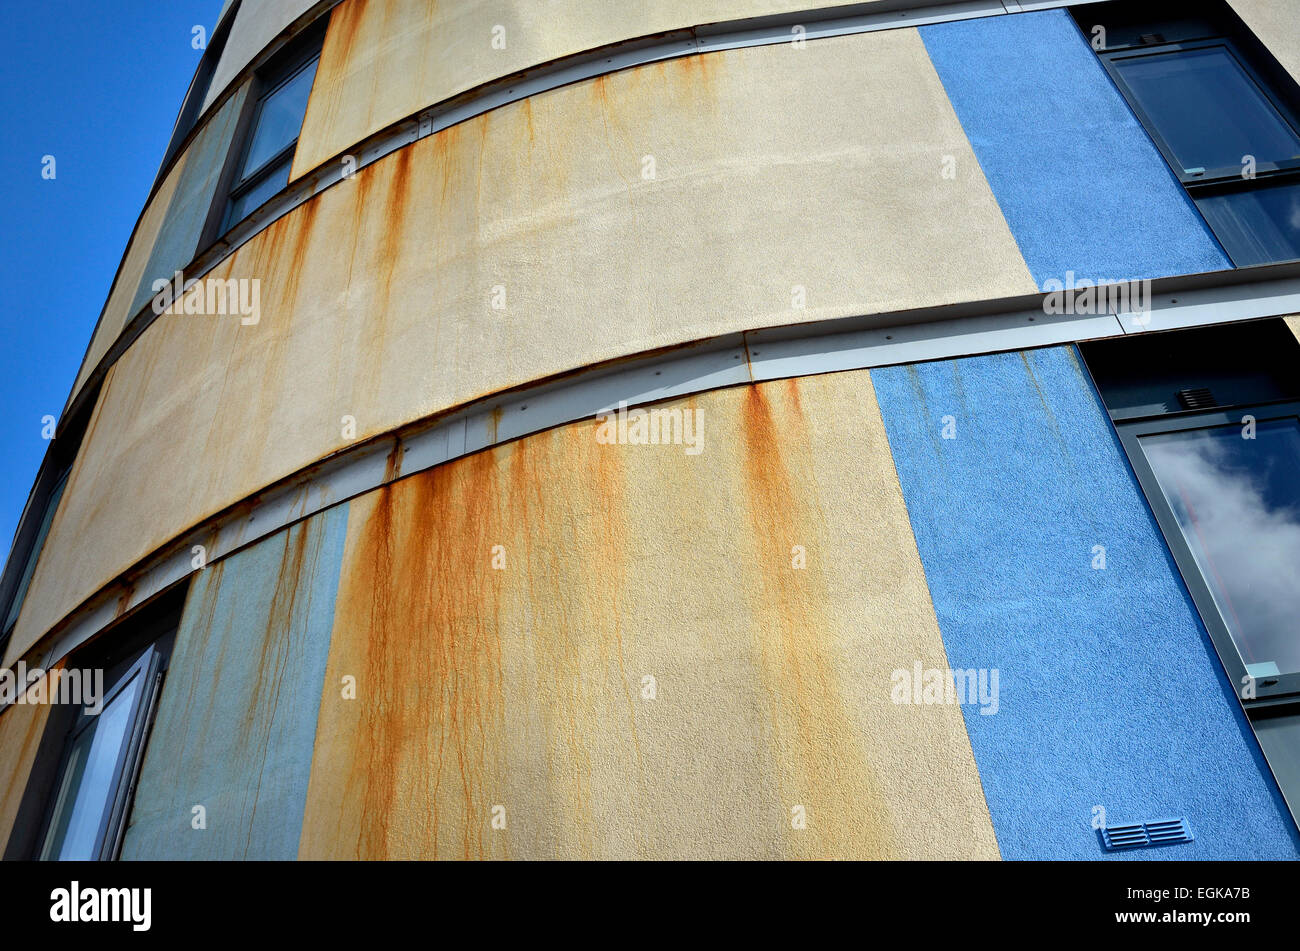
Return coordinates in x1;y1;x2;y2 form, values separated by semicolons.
218;25;323;235
1196;179;1300;266
235;58;318;184
1112;45;1300;174
226;157;292;227
1138;416;1300;678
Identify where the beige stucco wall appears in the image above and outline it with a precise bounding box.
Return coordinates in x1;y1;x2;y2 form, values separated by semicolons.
292;0;891;178
300;374;1000;859
8;26;1034;666
1229;1;1300;86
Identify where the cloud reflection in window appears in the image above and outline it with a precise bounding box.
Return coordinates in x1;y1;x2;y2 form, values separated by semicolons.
1141;417;1300;677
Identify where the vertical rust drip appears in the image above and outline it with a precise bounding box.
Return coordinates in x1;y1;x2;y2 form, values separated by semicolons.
740;381;897;858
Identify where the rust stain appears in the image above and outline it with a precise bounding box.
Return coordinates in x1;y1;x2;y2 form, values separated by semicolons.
324;0;366;74
739;380;897;857
376;143;413;312
661;51;725;113
113;581;136;619
258;196;321;317
504;427;638;853
1019;350;1064;443
590;74;637;202
475;109;489;209
308;415;643;858
383;441;402;484
783;376;804;419
247;523;318;847
322;450;511;859
520;97;535;150
430;121;465;210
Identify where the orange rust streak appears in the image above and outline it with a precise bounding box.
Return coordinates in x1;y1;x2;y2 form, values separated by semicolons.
310;417;640;858
738;380;896;857
332;449;509;859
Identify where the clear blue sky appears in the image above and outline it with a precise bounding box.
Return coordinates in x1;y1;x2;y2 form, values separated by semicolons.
0;0;224;566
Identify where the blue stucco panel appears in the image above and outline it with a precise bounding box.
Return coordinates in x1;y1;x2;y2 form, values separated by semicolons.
121;504;348;860
871;346;1299;859
920;10;1232;287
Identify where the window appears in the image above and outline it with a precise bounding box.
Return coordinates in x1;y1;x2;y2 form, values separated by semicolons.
214;20;324;236
0;394;96;660
1196;181;1300;267
0;465;69;637
1082;320;1300;822
1127;405;1300;688
1079;1;1300;267
4;590;182;861
38;644;163;860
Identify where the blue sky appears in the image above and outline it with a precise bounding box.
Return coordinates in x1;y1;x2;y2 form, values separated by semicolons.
0;0;223;566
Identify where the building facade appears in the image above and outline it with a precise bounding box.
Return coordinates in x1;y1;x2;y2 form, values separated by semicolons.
2;0;1299;859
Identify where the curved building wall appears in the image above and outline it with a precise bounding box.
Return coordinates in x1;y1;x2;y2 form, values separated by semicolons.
10;24;1037;663
111;366;1300;859
71;84;250;398
4;0;1300;861
124;374;1002;860
289;0;886;178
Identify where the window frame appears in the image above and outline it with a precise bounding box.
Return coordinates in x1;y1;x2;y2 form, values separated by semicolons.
1099;37;1300;187
36;643;165;861
219;55;320;234
1117;398;1300;702
0;393;97;661
0;464;70;638
5;590;182;861
205;18;326;243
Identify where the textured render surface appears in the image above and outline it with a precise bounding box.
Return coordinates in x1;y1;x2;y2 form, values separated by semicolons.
871;346;1300;860
299;374;1000;859
292;0;885;178
10;28;1034;663
120;507;347;860
1230;0;1300;86
0;665;60;852
71;158;186;398
129;84;250;321
202;0;320;112
920;9;1232;287
69;84;247;405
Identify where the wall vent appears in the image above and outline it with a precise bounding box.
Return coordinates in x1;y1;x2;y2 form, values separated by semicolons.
1176;387;1217;410
1099;818;1194;852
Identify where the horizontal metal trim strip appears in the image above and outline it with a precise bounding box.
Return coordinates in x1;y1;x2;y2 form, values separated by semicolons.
7;261;1298;687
